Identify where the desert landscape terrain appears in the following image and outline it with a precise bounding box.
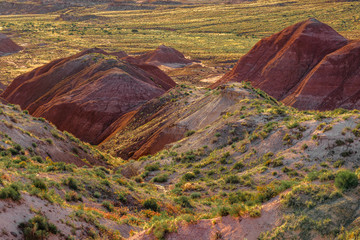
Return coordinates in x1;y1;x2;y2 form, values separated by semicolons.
1;0;360;239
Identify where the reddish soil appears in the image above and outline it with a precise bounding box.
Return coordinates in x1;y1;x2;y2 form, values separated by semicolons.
0;33;23;56
210;18;360;110
2;48;176;145
282;40;360;110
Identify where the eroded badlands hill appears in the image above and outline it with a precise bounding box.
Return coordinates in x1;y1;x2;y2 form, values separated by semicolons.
2;48;176;144
136;45;194;67
211;18;360;111
0;33;22;56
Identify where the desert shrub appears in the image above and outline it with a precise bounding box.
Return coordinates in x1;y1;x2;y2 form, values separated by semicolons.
94;166;110;179
44;138;53;145
340;150;353;157
65;191;82;202
333;160;345;168
175;196;192;208
182;172;196;181
31;156;43;163
145;163;160;171
102;201;114;212
283;184;341;210
33;178;47;191
38;117;46;122
19;215;57;240
217;206;230;216
118;192;127;203
319;171;335;182
233;162;244;170
9;147;20;155
306;171;320;181
228;191;255;205
286;122;299;129
335;170;358;191
190;192;201;199
185;130;196;137
249;207;261;217
64;177;79;191
0;184;21;201
143;198;160;212
51;130;64;140
225;175;240;184
152;174;168;183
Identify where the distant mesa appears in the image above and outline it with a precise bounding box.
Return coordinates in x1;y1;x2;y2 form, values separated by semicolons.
211;18;360;111
2;48;176;145
0;33;23;56
136;45;194;68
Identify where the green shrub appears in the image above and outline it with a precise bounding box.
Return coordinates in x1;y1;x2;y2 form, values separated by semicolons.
33;178;47;191
233;162;244;170
217;206;230;216
306;171;320;181
175;196;192;208
145;163;160;172
102;201;114;212
182;172;196;181
333;160;345;168
190;192;201;199
118;192;127;203
0;184;21;201
225;175;240;184
152;174;168;183
65;177;79;191
335;170;358;191
19;215;57;240
65;191;82;202
45;138;53;145
185;130;196;137
31;156;43;163
143;198;160;212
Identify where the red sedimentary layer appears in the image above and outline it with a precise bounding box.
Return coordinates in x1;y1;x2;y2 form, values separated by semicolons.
2;48;176;144
211;18;360;110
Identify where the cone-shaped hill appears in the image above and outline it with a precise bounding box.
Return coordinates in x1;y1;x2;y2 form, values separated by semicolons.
211;18;360;111
135;44;193;67
0;33;23;56
2;48;176;144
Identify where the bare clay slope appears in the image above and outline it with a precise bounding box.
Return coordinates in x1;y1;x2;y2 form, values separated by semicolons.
2;48;176;145
99;84;251;160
